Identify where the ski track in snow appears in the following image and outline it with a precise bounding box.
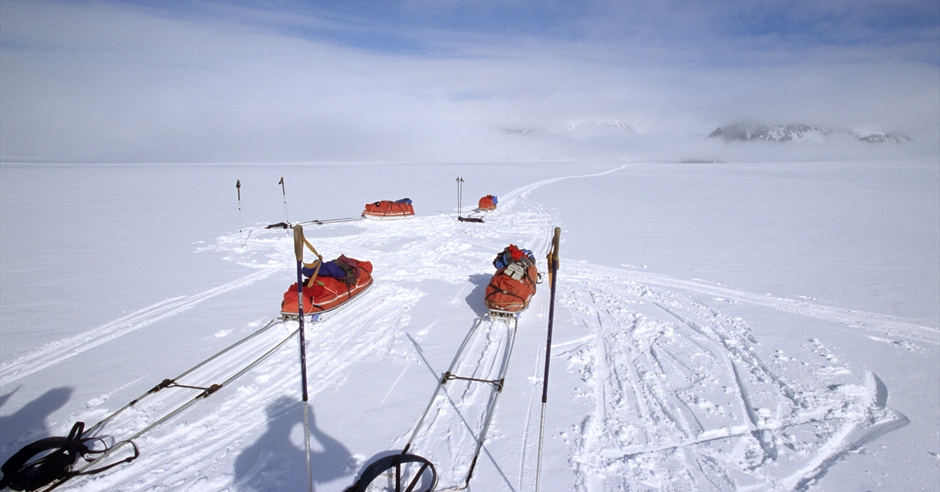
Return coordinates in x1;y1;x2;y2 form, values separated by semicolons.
17;165;928;491
0;267;283;386
560;262;914;491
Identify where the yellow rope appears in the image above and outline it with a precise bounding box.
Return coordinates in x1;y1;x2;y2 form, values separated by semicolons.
301;236;324;288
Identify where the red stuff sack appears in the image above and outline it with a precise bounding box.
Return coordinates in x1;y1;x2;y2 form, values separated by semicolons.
478;195;497;210
484;262;538;313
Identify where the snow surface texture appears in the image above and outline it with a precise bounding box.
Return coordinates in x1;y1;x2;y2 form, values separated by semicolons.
0;161;938;491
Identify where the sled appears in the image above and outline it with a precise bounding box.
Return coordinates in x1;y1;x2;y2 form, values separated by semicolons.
478;194;497;211
280;255;374;322
349;243;542;491
362;198;415;220
484;244;539;312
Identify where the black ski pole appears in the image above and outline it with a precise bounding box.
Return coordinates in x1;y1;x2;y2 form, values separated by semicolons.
236;179;243;237
279;177;289;223
292;225;314;492
535;226;561;492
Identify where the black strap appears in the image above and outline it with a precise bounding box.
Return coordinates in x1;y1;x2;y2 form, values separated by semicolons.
343;453;437;492
0;422;139;491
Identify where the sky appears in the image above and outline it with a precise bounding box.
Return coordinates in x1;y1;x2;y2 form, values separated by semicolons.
1;0;938;163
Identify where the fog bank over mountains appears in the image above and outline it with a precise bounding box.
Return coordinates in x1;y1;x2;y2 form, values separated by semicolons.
486;118;927;164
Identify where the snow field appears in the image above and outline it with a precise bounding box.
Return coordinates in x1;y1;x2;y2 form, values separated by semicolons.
1;161;937;491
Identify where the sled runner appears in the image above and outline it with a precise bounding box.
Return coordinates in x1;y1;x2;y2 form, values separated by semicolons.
362;198;414;220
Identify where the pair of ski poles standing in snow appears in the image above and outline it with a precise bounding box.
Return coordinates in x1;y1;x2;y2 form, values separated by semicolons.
236;177;290;238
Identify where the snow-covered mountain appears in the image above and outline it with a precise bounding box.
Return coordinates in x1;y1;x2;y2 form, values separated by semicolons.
709;123;910;144
709;123;826;142
856;132;912;143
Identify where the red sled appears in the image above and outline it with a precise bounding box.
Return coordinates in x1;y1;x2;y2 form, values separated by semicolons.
281;255;374;318
362;198;414;220
478;195;497;211
484;244;538;313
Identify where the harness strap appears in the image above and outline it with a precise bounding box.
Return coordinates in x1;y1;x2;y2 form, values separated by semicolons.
301;236;324;288
0;422;140;492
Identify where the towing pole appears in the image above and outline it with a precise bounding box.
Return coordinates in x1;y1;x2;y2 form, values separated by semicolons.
293;225;314;492
535;227;561;492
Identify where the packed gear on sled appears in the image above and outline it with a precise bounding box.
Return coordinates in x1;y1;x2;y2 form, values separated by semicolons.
362;198;414;219
485;244;538;313
280;234;373;316
478;195;497;211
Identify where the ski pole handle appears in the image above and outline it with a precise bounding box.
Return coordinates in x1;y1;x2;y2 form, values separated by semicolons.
293;225;304;262
551;227;560;268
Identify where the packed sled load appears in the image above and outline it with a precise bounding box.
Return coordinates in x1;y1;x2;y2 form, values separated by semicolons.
362;198;414;219
478;195;498;211
281;254;373;315
485;244;538;313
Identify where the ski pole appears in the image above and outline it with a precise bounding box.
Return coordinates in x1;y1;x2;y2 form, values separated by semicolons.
455;177;463;219
293;225;314;492
236;179;243;237
535;227;561;492
279;177;289;223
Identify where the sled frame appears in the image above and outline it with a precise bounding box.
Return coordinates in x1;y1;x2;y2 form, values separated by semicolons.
37;316;296;491
401;310;521;489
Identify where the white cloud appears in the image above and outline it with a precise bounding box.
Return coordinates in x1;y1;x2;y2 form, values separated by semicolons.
1;0;937;163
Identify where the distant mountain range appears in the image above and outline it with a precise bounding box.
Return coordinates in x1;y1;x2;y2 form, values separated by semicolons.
708;123;910;143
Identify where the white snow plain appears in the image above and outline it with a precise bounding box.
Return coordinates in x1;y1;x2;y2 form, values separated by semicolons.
1;159;938;491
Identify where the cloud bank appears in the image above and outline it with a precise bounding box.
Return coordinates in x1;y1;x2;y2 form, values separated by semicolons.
1;0;937;163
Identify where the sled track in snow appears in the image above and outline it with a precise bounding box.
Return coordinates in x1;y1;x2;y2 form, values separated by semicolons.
559;262;912;491
0;267;283;386
621;270;939;346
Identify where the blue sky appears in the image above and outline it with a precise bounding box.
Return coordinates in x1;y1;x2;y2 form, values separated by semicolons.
1;0;937;162
116;0;939;62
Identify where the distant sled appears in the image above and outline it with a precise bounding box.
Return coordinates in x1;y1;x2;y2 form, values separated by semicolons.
362;198;414;220
478;194;497;211
456;194;497;222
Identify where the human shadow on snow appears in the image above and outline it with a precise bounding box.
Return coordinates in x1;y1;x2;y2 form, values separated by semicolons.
234;396;353;492
0;386;73;464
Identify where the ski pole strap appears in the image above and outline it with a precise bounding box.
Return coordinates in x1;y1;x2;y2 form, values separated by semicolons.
0;422;140;492
293;225;323;288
